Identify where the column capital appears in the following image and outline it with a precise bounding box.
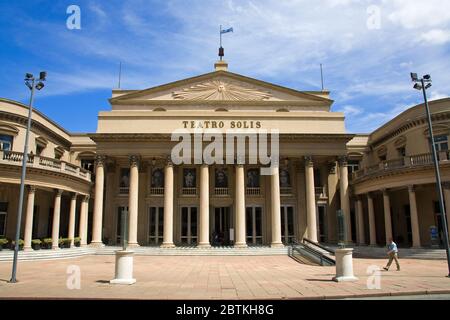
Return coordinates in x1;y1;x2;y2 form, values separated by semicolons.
54;189;63;197
328;161;337;174
304;156;314;166
27;185;37;194
129;155;140;168
271;157;280;168
95;155;107;167
166;155;173;167
408;185;415;193
338;156;348;166
381;188;389;196
82;194;90;202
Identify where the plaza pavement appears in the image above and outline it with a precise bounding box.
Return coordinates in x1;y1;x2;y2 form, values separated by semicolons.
0;255;449;300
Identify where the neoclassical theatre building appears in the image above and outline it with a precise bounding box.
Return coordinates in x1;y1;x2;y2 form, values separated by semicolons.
1;60;450;251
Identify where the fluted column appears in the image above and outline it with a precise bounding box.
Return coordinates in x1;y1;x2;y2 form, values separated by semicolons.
408;185;421;248
443;182;450;238
355;196;365;245
52;189;63;249
234;163;247;247
198;164;211;247
367;193;377;246
23;186;36;251
382;189;393;244
79;195;90;247
68;193;77;247
271;164;283;247
161;158;175;248
305;156;317;242
128;155;140;247
91;155;105;247
339;156;352;243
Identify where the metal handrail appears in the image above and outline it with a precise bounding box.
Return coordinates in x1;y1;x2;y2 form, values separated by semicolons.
290;241;335;266
302;238;335;255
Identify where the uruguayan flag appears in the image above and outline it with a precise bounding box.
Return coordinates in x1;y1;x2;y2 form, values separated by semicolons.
220;27;233;34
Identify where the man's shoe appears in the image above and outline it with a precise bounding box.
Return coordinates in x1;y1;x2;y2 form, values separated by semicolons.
383;267;388;271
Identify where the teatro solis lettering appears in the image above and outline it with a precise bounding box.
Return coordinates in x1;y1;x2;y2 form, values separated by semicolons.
182;120;262;129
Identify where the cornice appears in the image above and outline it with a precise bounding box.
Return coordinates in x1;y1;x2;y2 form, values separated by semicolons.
89;133;355;143
0;110;72;148
370;109;450;149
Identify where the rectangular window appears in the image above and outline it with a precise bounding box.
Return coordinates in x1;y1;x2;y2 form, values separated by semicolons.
397;147;406;157
246;206;263;244
281;206;295;244
347;160;360;174
180;207;198;245
119;168;130;194
0;202;8;237
0;135;13;151
148;207;164;245
432;135;448;152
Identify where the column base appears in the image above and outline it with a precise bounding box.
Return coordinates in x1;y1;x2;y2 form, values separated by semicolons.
89;242;105;248
51;246;60;250
234;243;247;248
332;276;359;282
127;243;140;248
160;243;175;248
23;247;33;252
110;278;136;285
270;242;284;248
197;243;211;248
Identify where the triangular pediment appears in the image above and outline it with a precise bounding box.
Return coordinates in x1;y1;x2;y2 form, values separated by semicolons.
110;70;332;104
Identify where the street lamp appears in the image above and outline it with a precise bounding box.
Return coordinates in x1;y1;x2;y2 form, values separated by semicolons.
411;73;450;277
9;72;46;283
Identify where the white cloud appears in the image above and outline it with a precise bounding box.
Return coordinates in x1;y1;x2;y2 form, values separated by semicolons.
387;0;450;29
419;29;450;45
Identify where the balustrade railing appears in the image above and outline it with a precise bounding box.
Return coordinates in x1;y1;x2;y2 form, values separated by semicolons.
214;187;229;196
353;151;450;180
246;187;261;196
0;150;90;181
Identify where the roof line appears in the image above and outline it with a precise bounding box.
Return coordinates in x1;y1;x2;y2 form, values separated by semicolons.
109;70;334;104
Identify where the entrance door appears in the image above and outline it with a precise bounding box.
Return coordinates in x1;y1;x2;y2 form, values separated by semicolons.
181;207;198;245
281;205;295;244
434;201;445;246
246;206;263;245
148;207;164;245
317;205;327;242
116;206;128;244
213;207;231;246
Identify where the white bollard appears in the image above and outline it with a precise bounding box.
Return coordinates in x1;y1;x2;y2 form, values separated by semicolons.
110;250;136;285
333;248;358;282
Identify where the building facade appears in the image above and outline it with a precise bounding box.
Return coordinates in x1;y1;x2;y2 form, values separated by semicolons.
0;60;449;250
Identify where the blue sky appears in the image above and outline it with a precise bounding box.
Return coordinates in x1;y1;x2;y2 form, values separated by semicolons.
1;0;449;133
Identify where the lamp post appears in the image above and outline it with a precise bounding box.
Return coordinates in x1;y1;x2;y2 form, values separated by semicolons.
9;72;46;283
411;73;450;277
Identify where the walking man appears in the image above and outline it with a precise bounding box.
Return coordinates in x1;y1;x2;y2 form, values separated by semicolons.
383;238;400;271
